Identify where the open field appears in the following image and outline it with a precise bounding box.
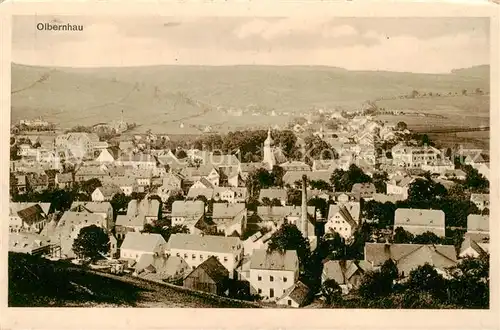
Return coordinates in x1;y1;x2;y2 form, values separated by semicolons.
8;252;260;308
11;64;489;134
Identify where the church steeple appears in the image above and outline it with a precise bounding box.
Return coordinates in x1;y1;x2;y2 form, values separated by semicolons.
263;128;276;170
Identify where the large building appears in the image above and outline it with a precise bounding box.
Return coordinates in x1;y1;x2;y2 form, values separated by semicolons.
166;233;243;279
249;249;299;301
393;208;446;237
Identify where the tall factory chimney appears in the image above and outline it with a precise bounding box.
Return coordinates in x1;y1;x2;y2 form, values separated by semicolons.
300;174;308;237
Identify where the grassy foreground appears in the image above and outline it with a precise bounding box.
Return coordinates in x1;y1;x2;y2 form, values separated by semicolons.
8;252;260;308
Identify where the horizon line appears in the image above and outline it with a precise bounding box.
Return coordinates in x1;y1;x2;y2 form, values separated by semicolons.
11;61;490;75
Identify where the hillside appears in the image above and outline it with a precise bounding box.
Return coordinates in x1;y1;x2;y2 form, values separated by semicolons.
8;253;260;308
11;63;490;134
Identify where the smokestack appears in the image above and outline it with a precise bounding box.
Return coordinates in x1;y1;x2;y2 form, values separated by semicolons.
301;174;308;237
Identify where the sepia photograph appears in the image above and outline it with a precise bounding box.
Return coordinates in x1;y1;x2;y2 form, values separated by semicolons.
8;14;491;310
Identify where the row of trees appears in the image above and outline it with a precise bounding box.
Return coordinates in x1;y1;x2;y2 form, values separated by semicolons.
322;256;489;309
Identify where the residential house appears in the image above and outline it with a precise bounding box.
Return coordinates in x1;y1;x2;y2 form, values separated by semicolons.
213;187;247;204
109;234;119;258
134;254;190;283
351;183;376;201
171;201;205;231
259;188;288;206
460;214;489;258
55;132;99;159
311;159;338;172
55;172;73;189
386;175;415;200
372;193;406;204
120;232;167;262
101;176;137;196
70;201;114;230
9;232;52;256
394;208;445;237
442;169;467;181
421;160;455;175
91;184;122;202
181;165;218;186
127;198;161;223
74;165;108;182
167;233;243;279
186;187;214;201
191;177;215;189
249;249;299;301
13;174;27;194
9;203;47;234
279;161;311;172
116;153;157;169
118;141;135;154
256;206;316;235
162;172;183;190
470;193;489;211
325;204;359;239
218;167;243;188
364;243;457;278
96;148;118;163
321;260;373;294
212;203;247;237
49;211;107;258
183;256;230;296
26;173;49;192
276;281;311;308
391;143;440;168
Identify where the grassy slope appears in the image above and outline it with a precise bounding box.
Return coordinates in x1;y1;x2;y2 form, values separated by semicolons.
8;252;259;308
11;64;489;134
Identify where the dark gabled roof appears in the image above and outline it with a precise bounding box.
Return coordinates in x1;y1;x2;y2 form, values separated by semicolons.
16;204;46;225
188;256;229;283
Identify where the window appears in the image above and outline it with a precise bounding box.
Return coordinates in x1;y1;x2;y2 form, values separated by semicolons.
192;254;196;259
200;254;204;261
258;275;262;281
270;276;274;282
270;288;274;298
283;277;287;282
184;253;188;258
176;253;180;257
223;256;228;262
258;288;262;294
288;299;292;306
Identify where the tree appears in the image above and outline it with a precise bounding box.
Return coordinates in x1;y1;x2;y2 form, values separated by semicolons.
176;149;187;159
407;263;446;299
50;189;74;212
413;231;442;245
81;178;102;196
321;231;346;260
10;144;21;160
475;88;483;95
446;255;489;308
110;193;132;217
463;165;489;191
309;179;331;191
395;121;407;131
142;222;189;241
358;270;393;300
72;225;110;261
407;178;447;202
321;279;343;306
304;135;336;163
330;164;371;192
165;192;184;210
267;222;311;271
462;89;467;96
381;259;399;282
410;90;419;98
372;171;388;193
362;200;396;228
286;189;302;206
393;226;414;244
271;165;285;188
308;197;328;219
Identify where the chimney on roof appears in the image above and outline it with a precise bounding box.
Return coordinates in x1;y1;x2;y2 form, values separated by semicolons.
300;174;308;238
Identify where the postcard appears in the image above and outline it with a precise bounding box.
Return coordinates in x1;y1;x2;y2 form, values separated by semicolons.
1;1;499;330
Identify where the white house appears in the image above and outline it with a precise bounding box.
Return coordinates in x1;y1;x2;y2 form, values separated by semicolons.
249;249;299;302
460;214;489;258
120;232;167;262
95;148;117;163
276;281;311;308
325;204;359;239
91;184;122;202
394;208;445;237
167;233;243;279
171;201;205;229
213;187;247;204
212;203;247;236
386;176;414;200
70;201;114;230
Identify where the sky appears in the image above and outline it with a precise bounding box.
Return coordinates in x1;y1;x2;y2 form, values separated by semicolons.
12;16;490;73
